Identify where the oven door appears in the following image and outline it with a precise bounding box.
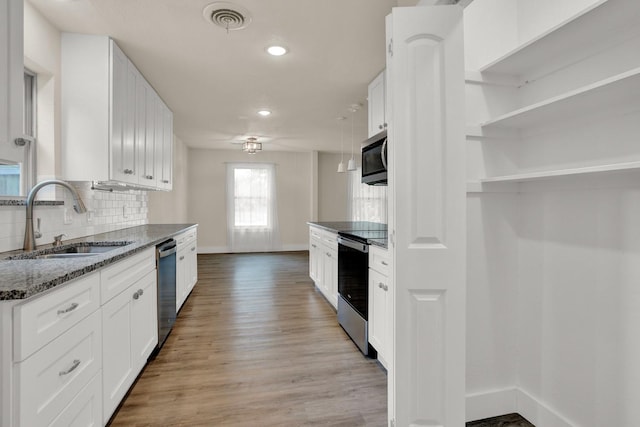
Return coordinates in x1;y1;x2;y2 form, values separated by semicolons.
337;236;369;319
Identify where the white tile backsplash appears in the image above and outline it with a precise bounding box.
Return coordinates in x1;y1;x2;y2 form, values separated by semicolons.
0;182;149;253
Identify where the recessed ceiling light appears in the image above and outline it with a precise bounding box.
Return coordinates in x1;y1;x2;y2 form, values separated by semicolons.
266;46;288;56
257;110;272;116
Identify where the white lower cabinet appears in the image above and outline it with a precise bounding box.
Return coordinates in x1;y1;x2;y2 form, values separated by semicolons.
50;372;103;427
176;228;198;312
308;226;338;309
102;268;157;423
14;309;102;427
368;245;391;369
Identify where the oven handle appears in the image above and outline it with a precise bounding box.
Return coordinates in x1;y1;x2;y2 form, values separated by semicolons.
381;137;387;170
337;236;369;253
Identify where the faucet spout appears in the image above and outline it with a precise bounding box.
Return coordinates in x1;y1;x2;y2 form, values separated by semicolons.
24;180;88;251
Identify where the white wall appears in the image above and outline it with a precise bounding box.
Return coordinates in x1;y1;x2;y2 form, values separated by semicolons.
147;137;189;224
188;148;313;253
318;152;349;221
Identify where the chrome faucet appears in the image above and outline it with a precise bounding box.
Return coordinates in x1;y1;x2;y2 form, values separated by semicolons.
24;180;87;251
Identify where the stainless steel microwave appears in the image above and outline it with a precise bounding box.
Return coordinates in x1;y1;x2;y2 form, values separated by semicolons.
361;130;387;185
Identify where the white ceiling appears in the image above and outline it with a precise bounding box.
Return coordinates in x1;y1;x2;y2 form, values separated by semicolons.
27;0;410;153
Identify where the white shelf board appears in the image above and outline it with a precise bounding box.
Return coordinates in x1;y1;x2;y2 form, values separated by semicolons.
479;161;640;184
478;0;635;75
480;67;640;129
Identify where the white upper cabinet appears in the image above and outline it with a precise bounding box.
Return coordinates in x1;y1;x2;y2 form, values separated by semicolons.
367;70;386;138
61;33;173;190
0;0;25;164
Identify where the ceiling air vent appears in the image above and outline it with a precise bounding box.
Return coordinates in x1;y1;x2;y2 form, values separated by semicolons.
203;2;252;32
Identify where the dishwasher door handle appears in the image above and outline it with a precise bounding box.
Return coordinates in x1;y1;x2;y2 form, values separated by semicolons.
337;236;369;253
159;246;177;257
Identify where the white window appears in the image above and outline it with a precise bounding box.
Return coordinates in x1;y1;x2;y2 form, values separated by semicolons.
0;69;36;197
348;167;387;223
226;163;280;252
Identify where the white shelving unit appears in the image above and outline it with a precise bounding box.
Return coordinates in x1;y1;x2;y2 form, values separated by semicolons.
478;0;638;76
481;67;640;129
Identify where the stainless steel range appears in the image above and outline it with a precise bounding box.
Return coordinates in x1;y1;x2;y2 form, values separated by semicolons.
336;229;386;357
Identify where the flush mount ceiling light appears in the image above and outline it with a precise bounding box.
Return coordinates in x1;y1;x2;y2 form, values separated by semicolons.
266;45;288;56
203;2;252;32
242;137;262;154
257;110;272;116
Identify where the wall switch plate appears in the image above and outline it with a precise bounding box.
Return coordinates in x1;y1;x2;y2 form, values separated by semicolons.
63;208;73;225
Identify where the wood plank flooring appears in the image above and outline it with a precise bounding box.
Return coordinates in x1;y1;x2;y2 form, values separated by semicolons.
110;252;388;427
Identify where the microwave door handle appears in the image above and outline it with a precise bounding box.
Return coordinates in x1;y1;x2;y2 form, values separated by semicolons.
381;137;388;169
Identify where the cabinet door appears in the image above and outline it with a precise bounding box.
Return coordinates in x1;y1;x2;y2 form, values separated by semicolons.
102;286;135;423
368;70;386;138
309;231;321;283
369;268;389;368
187;240;198;290
149;95;163;189
176;246;187;312
325;247;338;308
109;41;135;184
387;6;465;426
0;0;24;164
159;106;173;190
131;270;158;372
140;85;157;187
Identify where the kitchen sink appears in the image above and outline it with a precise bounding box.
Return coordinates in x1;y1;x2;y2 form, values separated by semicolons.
5;241;133;260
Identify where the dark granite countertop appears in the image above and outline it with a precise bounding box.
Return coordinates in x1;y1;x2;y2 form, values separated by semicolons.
0;224;197;301
307;221;388;249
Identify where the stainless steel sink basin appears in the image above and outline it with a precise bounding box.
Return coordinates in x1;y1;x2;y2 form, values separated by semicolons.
5;241;133;260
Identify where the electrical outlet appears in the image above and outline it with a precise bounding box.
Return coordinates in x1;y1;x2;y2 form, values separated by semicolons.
63;208;73;225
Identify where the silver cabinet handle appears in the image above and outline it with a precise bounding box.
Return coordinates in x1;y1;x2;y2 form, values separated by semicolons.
326;252;331;257
59;359;81;376
58;302;79;315
162;180;169;183
378;282;388;291
138;288;144;296
145;175;153;180
379;124;383;129
180;255;185;260
311;244;317;248
381;261;388;266
191;247;196;252
133;291;140;300
124;169;134;174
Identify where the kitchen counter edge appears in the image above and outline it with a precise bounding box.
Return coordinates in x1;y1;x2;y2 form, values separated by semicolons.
0;224;197;301
307;221;388;249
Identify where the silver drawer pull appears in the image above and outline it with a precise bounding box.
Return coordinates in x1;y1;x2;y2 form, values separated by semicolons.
124;169;134;174
180;256;185;261
378;282;385;288
59;359;81;376
311;244;317;248
133;290;140;300
145;175;153;179
162;180;169;183
138;288;144;297
381;261;388;266
326;252;331;257
57;302;79;315
191;247;196;252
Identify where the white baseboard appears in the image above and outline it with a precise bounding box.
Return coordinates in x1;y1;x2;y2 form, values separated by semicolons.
516;388;576;427
197;245;308;254
466;387;576;426
466;387;517;422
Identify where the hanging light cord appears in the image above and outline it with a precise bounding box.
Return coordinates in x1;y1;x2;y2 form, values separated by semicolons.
350;110;355;162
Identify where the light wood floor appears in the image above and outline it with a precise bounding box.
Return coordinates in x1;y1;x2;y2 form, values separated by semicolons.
110;252;387;427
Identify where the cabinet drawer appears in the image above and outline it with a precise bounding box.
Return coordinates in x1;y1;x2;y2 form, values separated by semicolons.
369;245;390;276
13;271;100;362
50;371;102;427
176;228;196;246
101;247;155;303
309;227;322;241
15;310;102;427
321;230;338;250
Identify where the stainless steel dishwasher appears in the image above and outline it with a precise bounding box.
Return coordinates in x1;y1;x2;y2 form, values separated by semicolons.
156;239;177;350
